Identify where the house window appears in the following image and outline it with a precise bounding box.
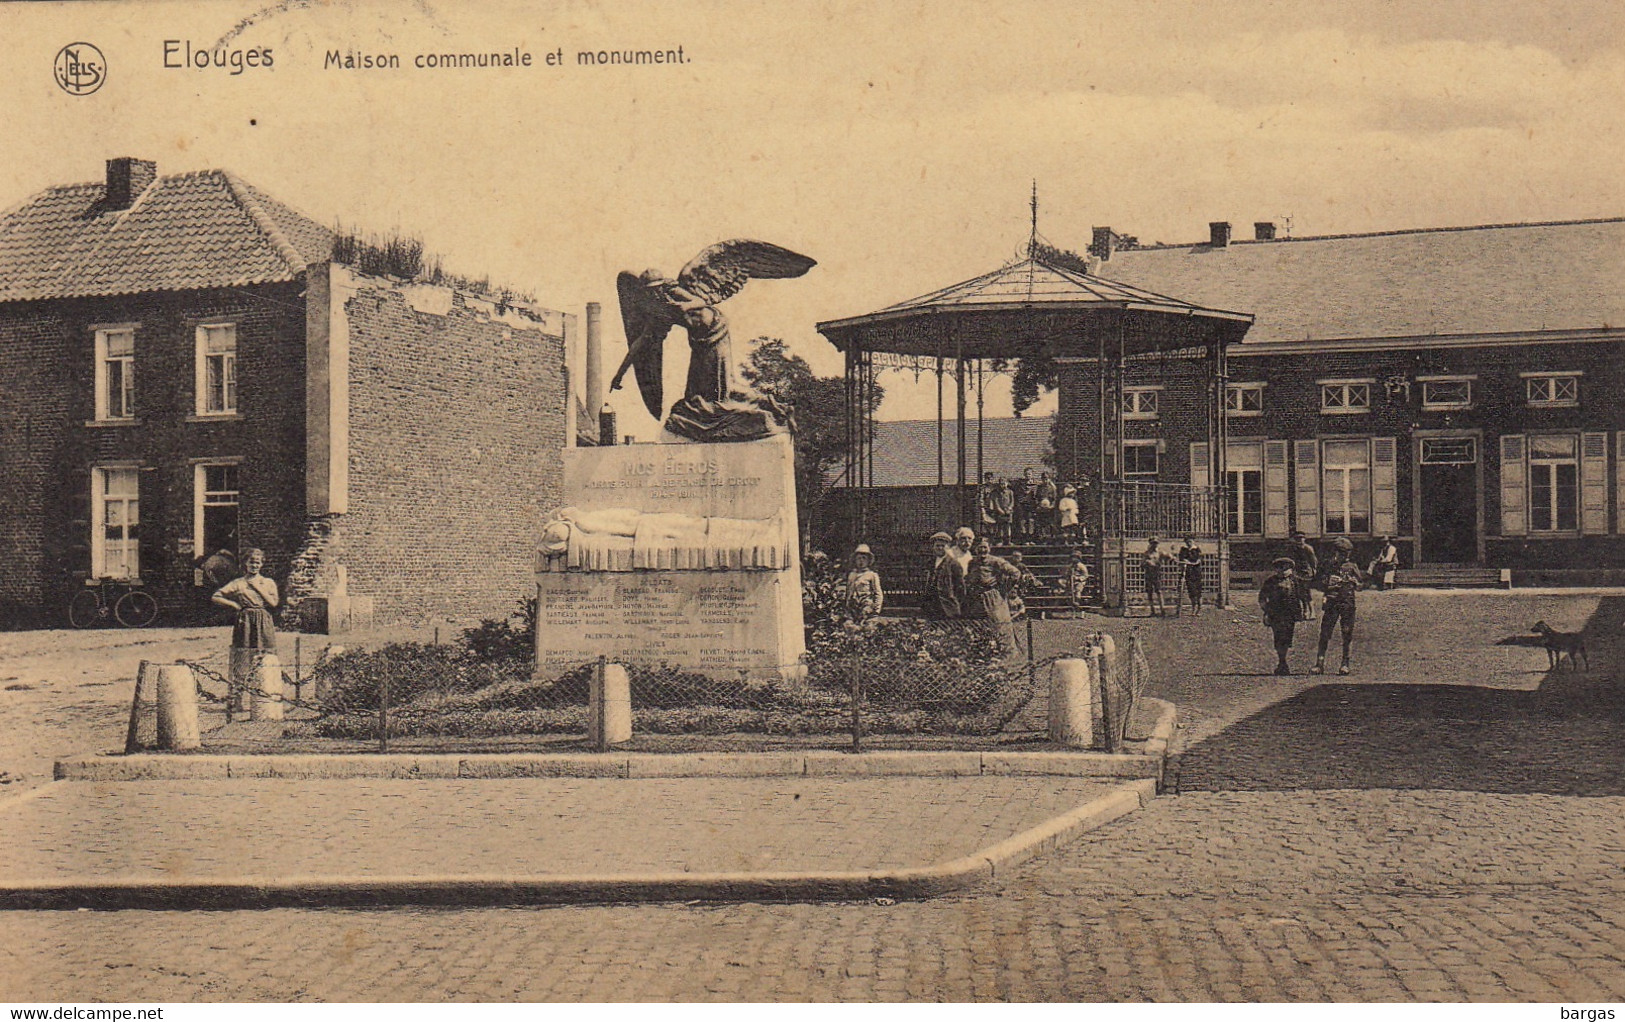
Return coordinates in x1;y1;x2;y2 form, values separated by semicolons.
195;463;241;558
1225;442;1263;535
1529;434;1579;532
196;323;238;415
1121;387;1160;420
1525;373;1580;408
93;466;140;579
1225;383;1264;416
1320;380;1371;415
1420;377;1473;411
1123;440;1159;477
1321;439;1371;534
94;328;135;420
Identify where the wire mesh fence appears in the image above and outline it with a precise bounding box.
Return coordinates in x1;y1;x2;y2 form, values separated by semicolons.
122;615;1153;755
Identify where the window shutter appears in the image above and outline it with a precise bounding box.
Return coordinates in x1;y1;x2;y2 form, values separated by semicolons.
1617;433;1625;534
1581;432;1608;535
1371;437;1397;536
1294;440;1321;537
1190;442;1210;489
1264;440;1290;538
1190;442;1211;535
1499;434;1527;537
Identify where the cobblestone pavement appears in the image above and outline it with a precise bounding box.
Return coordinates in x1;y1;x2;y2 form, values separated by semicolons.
4;593;1624;1001
0;777;1111;881
3;786;1622;1001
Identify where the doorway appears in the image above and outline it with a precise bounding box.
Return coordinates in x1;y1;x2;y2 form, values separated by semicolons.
1418;436;1480;563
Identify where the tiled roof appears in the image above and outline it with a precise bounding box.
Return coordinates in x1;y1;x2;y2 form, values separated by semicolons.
1094;219;1625;345
0;170;334;302
834;415;1055;487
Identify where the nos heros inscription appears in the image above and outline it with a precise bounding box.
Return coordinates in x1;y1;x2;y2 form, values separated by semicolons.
580;453;762;500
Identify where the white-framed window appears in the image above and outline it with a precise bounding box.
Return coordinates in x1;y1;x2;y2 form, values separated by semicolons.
1528;433;1579;533
194;462;241;558
92;466;140;579
94;327;136;420
195;323;238;415
1225;441;1263;535
1320;379;1372;415
1321;438;1371;534
1225;383;1264;417
1419;376;1474;411
1524;372;1580;408
1121;387;1160;420
1123;440;1159;477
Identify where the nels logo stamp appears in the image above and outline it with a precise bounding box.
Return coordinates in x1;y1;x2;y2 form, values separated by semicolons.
54;42;106;95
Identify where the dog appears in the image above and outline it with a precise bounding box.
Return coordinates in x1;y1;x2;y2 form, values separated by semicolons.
1532;621;1588;671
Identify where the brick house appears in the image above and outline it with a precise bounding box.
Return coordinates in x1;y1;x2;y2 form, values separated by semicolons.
1054;217;1625;578
0;157;579;627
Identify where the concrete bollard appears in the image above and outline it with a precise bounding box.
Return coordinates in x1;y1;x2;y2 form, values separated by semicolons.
590;661;633;750
228;648;256;713
1048;658;1099;748
250;654;284;722
155;663;201;751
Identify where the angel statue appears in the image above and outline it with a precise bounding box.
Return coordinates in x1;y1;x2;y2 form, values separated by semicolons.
610;240;816;442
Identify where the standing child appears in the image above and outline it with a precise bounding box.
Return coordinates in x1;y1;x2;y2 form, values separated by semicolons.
1006;550;1038;621
1177;536;1204;617
1057;485;1080;542
1143;537;1175;617
842;544;885;629
1258;556;1303;675
1064;550;1092;615
1313;536;1364;675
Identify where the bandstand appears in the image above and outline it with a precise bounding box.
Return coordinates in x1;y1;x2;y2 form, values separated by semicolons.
814;246;1254;613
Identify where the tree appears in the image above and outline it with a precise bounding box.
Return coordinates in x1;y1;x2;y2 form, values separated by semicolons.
739;337;883;518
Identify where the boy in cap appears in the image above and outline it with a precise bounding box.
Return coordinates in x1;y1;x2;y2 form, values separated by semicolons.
843;544;884;627
1258;556;1303;675
1312;536;1365;674
923;531;966;620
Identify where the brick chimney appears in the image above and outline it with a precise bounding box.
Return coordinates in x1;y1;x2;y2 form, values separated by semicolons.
1254;221;1276;241
1090;226;1116;261
105;158;157;211
1209;221;1231;248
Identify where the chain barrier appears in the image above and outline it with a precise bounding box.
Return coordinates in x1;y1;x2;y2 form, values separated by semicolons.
127;619;1149;754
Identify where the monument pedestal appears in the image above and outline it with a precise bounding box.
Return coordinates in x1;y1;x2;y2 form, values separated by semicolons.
535;434;805;683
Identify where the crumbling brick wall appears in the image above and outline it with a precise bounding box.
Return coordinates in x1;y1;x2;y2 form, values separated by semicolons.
303;274;568;625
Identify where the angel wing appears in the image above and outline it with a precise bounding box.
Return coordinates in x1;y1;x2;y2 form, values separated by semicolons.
676;240;817;306
613;270;674;420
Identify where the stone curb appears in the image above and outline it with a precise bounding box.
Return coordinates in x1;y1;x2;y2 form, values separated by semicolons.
0;779;1156;910
53;703;1177;784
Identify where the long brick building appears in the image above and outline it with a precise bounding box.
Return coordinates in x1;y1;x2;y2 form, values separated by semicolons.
1056;217;1625;579
0;157;579;627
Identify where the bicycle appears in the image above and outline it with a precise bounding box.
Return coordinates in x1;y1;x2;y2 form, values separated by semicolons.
67;577;159;629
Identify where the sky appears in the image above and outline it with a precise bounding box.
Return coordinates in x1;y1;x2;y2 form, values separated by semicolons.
4;0;1624;435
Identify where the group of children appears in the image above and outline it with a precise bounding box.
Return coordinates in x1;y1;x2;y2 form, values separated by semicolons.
979;470;1087;545
1257;535;1368;676
1140;536;1208;618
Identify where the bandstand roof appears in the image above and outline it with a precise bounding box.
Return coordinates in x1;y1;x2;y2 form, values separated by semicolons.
817;255;1253;358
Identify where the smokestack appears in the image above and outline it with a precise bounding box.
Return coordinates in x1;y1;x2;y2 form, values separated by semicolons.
105;158;156;211
584;302;603;433
1253;221;1276;241
1209;222;1231;248
1090;226;1115;261
599;405;617;449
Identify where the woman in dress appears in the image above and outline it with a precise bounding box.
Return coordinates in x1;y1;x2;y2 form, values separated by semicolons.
213;548;279;652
